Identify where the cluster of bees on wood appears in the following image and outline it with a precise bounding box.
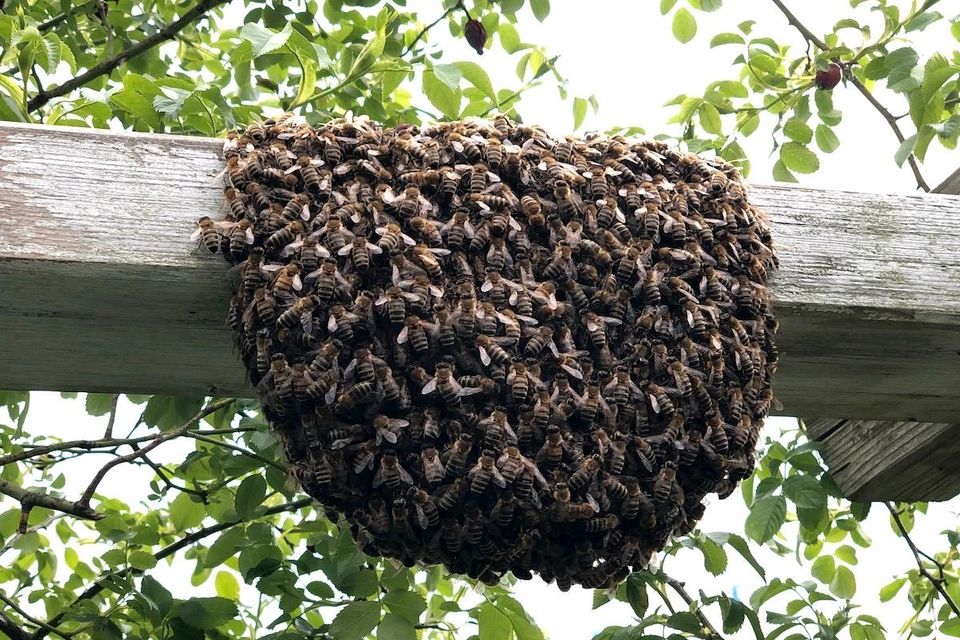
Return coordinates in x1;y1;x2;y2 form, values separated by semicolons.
198;112;778;590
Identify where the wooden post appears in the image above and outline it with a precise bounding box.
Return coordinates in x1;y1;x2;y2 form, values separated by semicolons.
1;122;958;499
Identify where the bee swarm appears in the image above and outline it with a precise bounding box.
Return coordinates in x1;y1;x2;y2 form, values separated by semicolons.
203;114;778;590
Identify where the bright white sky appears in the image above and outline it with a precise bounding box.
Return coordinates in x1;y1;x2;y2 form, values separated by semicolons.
4;1;960;639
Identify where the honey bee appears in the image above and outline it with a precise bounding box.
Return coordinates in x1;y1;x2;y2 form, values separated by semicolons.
421;362;482;408
468;450;507;495
337;236;383;271
373;449;414;491
440;210;475;250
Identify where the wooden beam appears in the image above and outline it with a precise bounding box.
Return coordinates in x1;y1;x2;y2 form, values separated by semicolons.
1;122;959;425
806;166;960;502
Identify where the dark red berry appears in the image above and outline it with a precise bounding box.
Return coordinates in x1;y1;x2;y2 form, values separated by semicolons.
815;63;842;91
464;19;487;56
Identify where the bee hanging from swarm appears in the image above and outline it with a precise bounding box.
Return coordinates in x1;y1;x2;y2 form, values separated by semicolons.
204;111;778;591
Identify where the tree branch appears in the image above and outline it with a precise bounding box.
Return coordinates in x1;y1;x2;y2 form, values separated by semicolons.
402;1;465;57
664;575;725;639
0;595;70;640
768;0;931;191
0;479;104;533
102;395;119;439
76;398;235;507
885;502;960;618
0;609;31;640
30;497;312;640
27;0;228;112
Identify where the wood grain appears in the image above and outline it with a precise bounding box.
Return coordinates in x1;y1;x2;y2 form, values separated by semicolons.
1;122;959;422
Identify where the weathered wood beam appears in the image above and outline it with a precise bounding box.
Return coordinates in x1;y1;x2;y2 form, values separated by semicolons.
807;166;960;502
1;122;959;428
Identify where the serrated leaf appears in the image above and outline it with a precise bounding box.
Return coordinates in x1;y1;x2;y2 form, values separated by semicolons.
239;23;292;58
174;597;238;630
672;8;697;43
205;528;246;567
84;393;117;416
699;102;722;134
140;576;173;615
700;538;728;575
477;603;512;640
383;590;426;625
830;565;856;599
423;69;461;118
330;601;381;640
169;493;205;530
783;475;827;509
378;613;416;640
780;142;819;174
453;61;494;99
814;124;840;152
783;118;812;144
215;571;240;600
745;494;787;542
530;0;550;22
811;555;835;583
624;573;648;616
234;475;266;520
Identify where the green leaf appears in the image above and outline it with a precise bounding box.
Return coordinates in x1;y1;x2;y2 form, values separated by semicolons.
240;23;292;58
432;63;462;90
815;125;840;153
780;142;820;174
234;475;267;520
423;69;461;118
699;103;722;134
783;118;812;144
477;603;512;640
140;576;173;616
169;493;205;530
660;0;679;14
722;533;766;578
905;11;941;32
383;590;427;625
811;555;835;583
667;612;703;634
894;134;917;167
624;573;648;617
530;0;550;22
84;393;117;417
940;618;960;637
289;58;317;109
174;597;238;630
700;538;728;575
952;20;960;43
745;495;787;542
215;570;240;600
592;589;610;609
497;596;544;640
836;544;857;565
453;61;495;99
378;613;416;640
710;32;744;47
205;528;246;567
498;23;523;53
330;601;381;640
129;550;157;570
341;569;379;598
879;577;906;602
110;89;161;129
672;8;697;43
830;565;857;599
783;475;827;509
573;97;588;130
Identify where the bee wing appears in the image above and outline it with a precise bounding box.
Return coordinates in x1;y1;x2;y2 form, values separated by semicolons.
492;467;507;488
337;244;353;256
503;278;523;290
292;274;302;291
398;464;414;485
325;383;338;405
280;240;302;258
379;427;398;444
459;386;483;397
478;345;491;366
372;465;388;488
648;393;661;413
401;233;417;246
397;326;409;344
480;280;493;293
414;504;429;529
586;493;600;512
561;363;583;380
587;319;600;332
374;295;389;306
430;285;444;298
508;290;519;305
301;311;313;334
601;316;622;326
245;227;255;244
328;315;339;332
354;452;375;473
420;377;438;395
190;228;202;241
368;243;383;255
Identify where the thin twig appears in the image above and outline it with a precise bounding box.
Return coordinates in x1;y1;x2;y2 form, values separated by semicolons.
76;398;235;507
885;502;960;618
0;434;161;467
102;395;119;439
0;595;71;639
0;479;104;532
131;447;210;500
768;0;931;191
29;497;312;640
402;1;464;57
664;575;725;639
27;0;228;112
187;431;287;472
